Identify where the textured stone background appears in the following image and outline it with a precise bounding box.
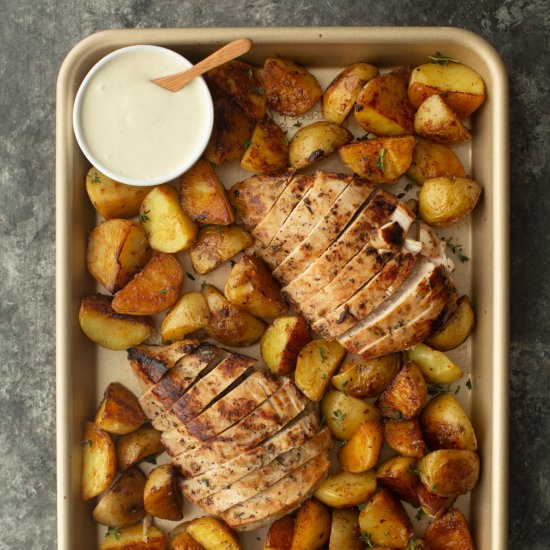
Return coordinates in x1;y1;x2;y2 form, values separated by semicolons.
0;0;548;548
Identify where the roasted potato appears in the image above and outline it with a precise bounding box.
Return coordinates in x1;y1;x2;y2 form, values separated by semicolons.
144;464;183;521
86;167;153;220
225;255;288;318
112;252;183;315
375;361;427;420
161;291;210;342
116;424;163;471
186;516;242;550
375;456;421;506
79;294;154;350
328;508;363;550
405;539;431;550
339;136;415;184
289;121;353;169
290;498;331;550
417;482;455;518
260;316;311;376
358;488;414;548
179;159;235;225
264;58;323;116
321;390;381;441
87;219;151;293
406;343;462;384
206;59;266;121
354;74;416;136
265;515;295;550
189;225;253;275
421;394;477;451
202;284;265;346
240;119;289;173
414;94;471;143
418;449;480;497
338;419;384;473
81;421;117;500
419;176;482;227
92;468;146;527
314;470;377;508
295;339;346;401
383;418;426;458
331;353;400;398
95;382;146;435
323;63;379;124
101;523;167;550
408;62;485;118
170;522;204;550
426;295;474;350
406;140;466;186
424;508;474;550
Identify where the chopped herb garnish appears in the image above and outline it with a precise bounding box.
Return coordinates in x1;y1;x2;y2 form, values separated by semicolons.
186;272;195;281
159;288;168;294
243;140;253;149
455;385;461;394
359;532;374;547
391;410;404;421
140;213;150;223
143;455;157;465
415;508;425;521
432;483;438;490
321;373;327;380
444;238;469;263
336;439;347;449
200;478;210;487
342;379;349;388
409;537;418;550
428;51;461;65
332;409;347;424
357;503;366;511
397;192;406;199
250;86;263;94
319;347;327;362
384;530;390;537
357;133;369;141
80;439;92;447
88;171;101;184
293;121;302;127
404;182;414;192
106;527;121;540
466;378;472;390
409;466;421;475
428;383;452;396
376;148;387;171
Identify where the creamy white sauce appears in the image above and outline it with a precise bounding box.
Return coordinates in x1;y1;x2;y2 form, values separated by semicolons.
79;48;212;181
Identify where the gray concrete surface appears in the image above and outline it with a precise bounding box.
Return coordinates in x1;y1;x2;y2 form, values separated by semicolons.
0;0;548;548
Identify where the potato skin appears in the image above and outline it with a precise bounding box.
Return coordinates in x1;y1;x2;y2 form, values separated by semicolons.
186;516;242;550
170;522;204;550
328;508;363;550
426;295;474;350
241;118;289;173
290;498;331;550
417;482;456;518
383;418;426;458
161;291;210;342
100;523;168;550
424;508;475;550
338;419;384;473
406;140;466;186
144;464;183;521
376;456;421;506
406;343;463;384
314;470;377;508
95;382;146;435
116;425;164;471
265;515;295;550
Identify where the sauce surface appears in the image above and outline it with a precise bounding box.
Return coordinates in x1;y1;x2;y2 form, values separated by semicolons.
79;48;212;181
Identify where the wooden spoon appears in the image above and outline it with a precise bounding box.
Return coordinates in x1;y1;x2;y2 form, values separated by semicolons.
152;38;252;92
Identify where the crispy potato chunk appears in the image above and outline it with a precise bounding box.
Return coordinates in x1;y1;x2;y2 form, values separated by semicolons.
241;119;289;173
265;515;295;550
116;424;163;471
93;468;146;527
95;382;146;435
264;58;323;116
339;136;415;184
376;456;421;506
328;508;363;550
112;253;183;315
417;482;455;518
338;419;383;473
186;516;242;550
407;343;463;384
100;523;168;550
427;295;474;350
314;470;376;508
295;339;346;401
424;508;475;550
260;316;311;376
354;74;416;136
291;498;331;550
406;140;466;185
144;464;183;521
202;284;265;346
161;292;210;342
383;418;426;458
79;294;154;351
86;167;153;220
179;159;235;225
170;522;204;550
323;63;379;124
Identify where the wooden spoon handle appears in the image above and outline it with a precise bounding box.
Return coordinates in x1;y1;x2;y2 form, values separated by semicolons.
152;38;253;92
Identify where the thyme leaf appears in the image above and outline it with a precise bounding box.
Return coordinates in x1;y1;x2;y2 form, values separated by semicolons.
359;532;374;547
80;439;92;447
293;121;302;127
428;383;452;396
106;527;121;540
376;148;387;171
332;409;347;424
428;51;461;65
444;238;470;263
319;347;327;362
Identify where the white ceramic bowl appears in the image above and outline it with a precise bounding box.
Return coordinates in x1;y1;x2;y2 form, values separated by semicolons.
73;45;214;186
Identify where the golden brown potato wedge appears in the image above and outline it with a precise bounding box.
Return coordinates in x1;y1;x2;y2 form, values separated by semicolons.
321;390;381;441
375;361;427;420
426;295;474;351
421;394;477;451
406;343;463;384
408;62;485;118
289;121;353;169
86;166;154;220
264;515;295;550
79;294;154;350
376;456;421;506
264;58;323;116
202;284;265;346
240;119;289;173
93;468;146;527
100;523;168;550
291;498;331;550
161;292;210;342
171;522;204;550
189;225;253;275
144;463;183;521
383;418;426;458
206;60;266;121
358;488;414;548
354;74;416;136
225;255;288;318
112;252;183;315
179;159;235;225
186;516;242;550
116;424;163;471
339;136;415;184
295;339;346;401
314;470;377;508
81;421;117;500
338;419;384;473
328;508;363;550
406;140;466;186
260;316;311;376
414;94;471;144
323;63;379;124
424;508;474;550
331;353;401;398
417;482;455;519
95;382;146;435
